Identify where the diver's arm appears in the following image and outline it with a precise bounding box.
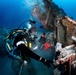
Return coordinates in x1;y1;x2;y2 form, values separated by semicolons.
17;44;53;68
14;34;53;68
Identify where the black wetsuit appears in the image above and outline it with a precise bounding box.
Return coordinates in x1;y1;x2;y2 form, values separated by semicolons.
13;33;53;68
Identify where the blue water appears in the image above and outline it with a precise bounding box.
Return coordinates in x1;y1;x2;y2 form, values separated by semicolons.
0;0;43;29
0;0;76;28
53;0;76;20
0;0;76;75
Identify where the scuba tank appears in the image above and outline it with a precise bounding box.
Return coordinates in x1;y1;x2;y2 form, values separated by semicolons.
5;28;33;60
5;29;26;60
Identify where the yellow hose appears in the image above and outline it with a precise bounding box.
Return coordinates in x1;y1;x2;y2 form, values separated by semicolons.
6;43;11;51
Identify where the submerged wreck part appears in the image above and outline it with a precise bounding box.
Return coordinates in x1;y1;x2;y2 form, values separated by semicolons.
60;17;76;45
53;44;76;75
31;0;66;31
54;16;76;46
32;0;76;46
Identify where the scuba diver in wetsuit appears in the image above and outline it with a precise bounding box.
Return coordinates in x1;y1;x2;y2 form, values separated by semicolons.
6;19;53;68
12;32;53;68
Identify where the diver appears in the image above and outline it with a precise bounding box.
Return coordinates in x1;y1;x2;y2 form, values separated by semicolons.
39;33;46;44
12;31;53;68
39;32;46;49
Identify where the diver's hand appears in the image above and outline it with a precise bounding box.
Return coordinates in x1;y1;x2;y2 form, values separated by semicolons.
39;57;53;68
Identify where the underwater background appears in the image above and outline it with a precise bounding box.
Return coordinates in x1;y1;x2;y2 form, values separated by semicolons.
0;0;76;29
0;0;76;75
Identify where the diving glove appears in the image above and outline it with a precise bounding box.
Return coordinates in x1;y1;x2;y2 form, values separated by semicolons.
39;57;53;68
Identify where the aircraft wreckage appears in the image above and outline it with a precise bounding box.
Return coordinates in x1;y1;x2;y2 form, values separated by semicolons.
32;0;76;45
32;0;76;75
